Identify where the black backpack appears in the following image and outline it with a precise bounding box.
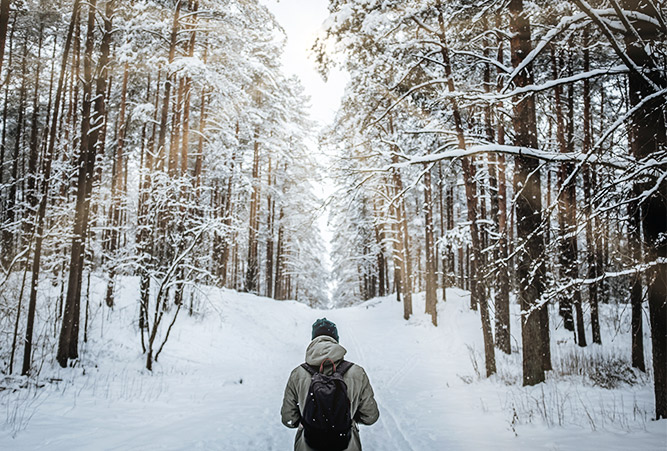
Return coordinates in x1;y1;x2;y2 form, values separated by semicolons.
300;359;354;451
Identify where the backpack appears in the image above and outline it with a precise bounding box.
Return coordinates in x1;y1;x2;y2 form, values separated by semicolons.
300;359;354;451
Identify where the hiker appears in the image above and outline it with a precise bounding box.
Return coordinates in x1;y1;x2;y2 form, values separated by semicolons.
281;318;379;451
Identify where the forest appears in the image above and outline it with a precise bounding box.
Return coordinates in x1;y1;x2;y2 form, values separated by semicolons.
0;0;665;449
319;0;666;419
0;0;329;375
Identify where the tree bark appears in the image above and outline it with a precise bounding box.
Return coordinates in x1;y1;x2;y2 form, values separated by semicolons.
244;124;261;293
423;164;437;326
437;163;447;296
138;72;160;342
495;148;511;354
274;207;285;300
629;201;645;371
388;114;412;319
509;0;549;386
387;178;404;304
265;157;274;298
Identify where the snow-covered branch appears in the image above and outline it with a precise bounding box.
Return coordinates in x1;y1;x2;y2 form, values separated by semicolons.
393;144;631;170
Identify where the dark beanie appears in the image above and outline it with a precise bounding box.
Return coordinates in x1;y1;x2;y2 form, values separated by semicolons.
312;318;339;342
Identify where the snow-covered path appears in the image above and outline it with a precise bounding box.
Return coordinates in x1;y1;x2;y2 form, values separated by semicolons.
0;282;664;450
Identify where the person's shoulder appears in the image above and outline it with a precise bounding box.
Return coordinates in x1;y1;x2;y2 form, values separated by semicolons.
291;363;310;375
343;361;368;378
294;363;324;380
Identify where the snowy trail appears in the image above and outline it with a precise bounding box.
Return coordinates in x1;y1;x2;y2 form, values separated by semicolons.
337;292;509;451
1;282;665;450
344;317;416;451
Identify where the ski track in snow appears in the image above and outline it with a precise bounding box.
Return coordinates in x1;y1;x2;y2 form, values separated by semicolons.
384;354;419;387
345;317;416;451
0;280;665;450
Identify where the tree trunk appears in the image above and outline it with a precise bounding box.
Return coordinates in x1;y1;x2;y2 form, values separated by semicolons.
550;46;575;334
434;4;495;374
0;17;15;194
138;72;160;342
373;199;387;298
105;62;129;308
388;114;412;319
219;130;238;286
494;131;511;355
446;184;454;288
0;0;11;77
423;165;437;326
4;35;27;260
179;0;197;183
629;201;645;371
192;44;208;207
245;125;261;293
265;157;274;298
437;163;447;297
494;22;511;352
193;83;207;197
622;0;667;418
387;179;404;304
509;0;548;386
58;0;113;367
582;31;601;345
156;2;181;171
22;0;81;375
25;24;44;239
566;55;586;348
274;208;285;300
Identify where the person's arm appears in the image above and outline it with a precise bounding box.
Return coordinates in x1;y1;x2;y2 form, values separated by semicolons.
354;369;379;425
281;369;301;428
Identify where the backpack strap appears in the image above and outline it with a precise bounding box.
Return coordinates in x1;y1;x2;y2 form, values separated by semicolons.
301;363;317;376
336;360;354;376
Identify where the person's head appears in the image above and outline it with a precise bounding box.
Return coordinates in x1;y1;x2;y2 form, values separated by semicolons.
312;318;339;342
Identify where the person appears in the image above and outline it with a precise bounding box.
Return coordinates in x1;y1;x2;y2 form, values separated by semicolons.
281;318;379;451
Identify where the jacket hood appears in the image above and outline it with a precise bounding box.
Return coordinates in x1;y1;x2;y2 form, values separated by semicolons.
305;335;347;367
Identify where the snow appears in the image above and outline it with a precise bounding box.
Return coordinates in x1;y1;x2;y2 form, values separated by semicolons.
1;277;665;450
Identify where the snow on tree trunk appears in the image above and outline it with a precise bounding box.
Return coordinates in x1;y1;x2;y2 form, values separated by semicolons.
509;0;549;386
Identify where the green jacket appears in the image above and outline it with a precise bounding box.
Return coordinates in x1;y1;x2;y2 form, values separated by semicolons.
281;336;380;451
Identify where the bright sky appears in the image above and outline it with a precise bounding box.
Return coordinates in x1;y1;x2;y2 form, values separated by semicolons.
262;0;348;129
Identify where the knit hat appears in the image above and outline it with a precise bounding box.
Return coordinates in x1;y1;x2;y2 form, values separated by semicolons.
312;318;339;342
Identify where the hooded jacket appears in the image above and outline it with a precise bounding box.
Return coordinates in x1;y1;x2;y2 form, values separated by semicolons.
281;335;379;451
